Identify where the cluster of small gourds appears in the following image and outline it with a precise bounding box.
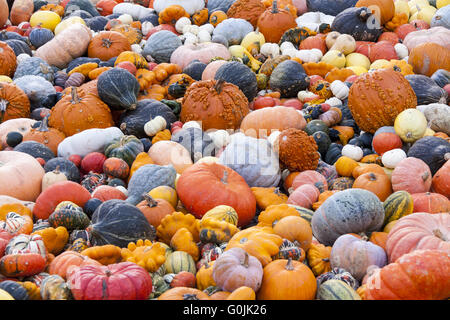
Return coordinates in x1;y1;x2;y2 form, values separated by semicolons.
0;0;449;301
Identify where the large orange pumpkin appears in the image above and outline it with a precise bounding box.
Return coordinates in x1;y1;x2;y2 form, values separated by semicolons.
408;42;450;77
257;258;317;300
88;31;131;62
0;82;30;123
411;192;450;214
180;79;249;131
0;42;17;78
352;172;393;202
432;159;450;198
347;68;417;134
257;0;297;43
0;0;8;28
355;0;395;25
176;162;256;227
48;87;114;136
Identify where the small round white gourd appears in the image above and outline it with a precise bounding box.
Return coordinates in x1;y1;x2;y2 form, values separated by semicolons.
183;32;198;45
141;21;154;36
298;90;319;102
118;14;133;25
282;47;298;58
330;80;350;100
199;23;214;34
296;49;321;63
183;121;202;130
183;24;200;35
42;168;68;191
144;116;167;137
341;144;364;161
382;148;407;169
280;41;295;52
176;17;191;33
197;29;211;43
131;44;143;55
209;129;231;149
260;43;279;57
325;97;343;108
394;43;408;60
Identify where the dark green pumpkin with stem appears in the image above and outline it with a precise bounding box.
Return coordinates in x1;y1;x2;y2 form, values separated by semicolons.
104;135;144;167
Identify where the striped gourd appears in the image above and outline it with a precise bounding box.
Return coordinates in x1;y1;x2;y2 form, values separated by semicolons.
164;251;196;275
383;191;414;226
287;205;314;225
201;205;239;226
316;280;362;300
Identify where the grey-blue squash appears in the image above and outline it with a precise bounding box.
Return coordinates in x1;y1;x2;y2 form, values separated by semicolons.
13;75;56;110
126;164;177;205
143;30;182;64
212;18;253;46
311;188;384;245
431;5;450;29
13;57;55;83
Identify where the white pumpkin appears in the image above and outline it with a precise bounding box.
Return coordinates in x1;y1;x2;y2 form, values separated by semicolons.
183;121;202;130
208;129;231;149
394;43;409;60
182;33;199;45
298;90;320;102
295;11;335;32
394;108;428;143
330;80;349;100
296;49;322;63
182;24;200;35
199;24;214;34
141;21;154;36
175;17;191;33
115;186;128;197
153;0;205;16
267;130;281;147
113;3;154;20
218;135;281;188
280;41;295;52
144;116;167;137
341;144;364;161
260;43;280;57
57;127;124;158
325;97;343;108
131;44;143;55
283;47;298;58
330;34;356;55
42;168;68;191
118;14;133;25
197;30;211;43
381;148;407;169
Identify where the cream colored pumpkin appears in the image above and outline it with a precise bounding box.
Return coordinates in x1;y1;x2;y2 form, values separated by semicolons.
35;23;93;69
330;80;350;100
53;16;86;35
346;66;367;75
346;53;371;70
144;116;167;137
42;168;68;191
330;34;356;55
381;148;407;169
148;141;193;174
341;144;364;161
395;0;410;16
321;50;346;68
394;108;428;143
415;5;436;24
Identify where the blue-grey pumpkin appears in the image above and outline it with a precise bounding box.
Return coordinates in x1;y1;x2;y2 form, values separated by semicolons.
407;136;450;175
212;18;253;46
269;60;309;98
64;0;100;17
4;39;32;56
44;157;81;183
126;164;177;205
97;67;140;111
13;75;57;110
13;141;55;162
13;57;55;83
85;16;110;32
311;188;385;246
331;7;383;42
29;28;54;49
405;74;448;105
143;30;182;64
431;5;450;29
207;0;237;13
430;69;450;88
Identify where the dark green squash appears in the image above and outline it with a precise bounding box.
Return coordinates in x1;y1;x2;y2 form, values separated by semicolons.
405;74;448;105
104;135;144;167
182;60;207;81
312;131;332;158
48;205;90;232
311;188;384;245
143;30;182;64
331;7;383;42
31;219;52;233
126;164;177;205
107;178;126;188
269;60;309;98
0;31;29;43
44;157;80;183
13;141;55;162
119;99;177;138
214;61;258;102
305;120;329;136
97;67;140;111
85;16;109;32
307;0;358;16
407;136;450;175
286;205;315;225
88;199;156;248
324;143;343;165
168;81;188;99
0;280;29;300
171;127;215;163
207;0;237;12
68;229;91;245
64;0;100;17
66;10;93;20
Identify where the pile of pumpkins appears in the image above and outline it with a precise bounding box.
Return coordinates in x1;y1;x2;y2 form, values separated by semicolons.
0;0;449;300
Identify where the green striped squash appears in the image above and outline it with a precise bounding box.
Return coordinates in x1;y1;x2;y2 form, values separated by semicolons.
383;191;414;226
164;251;196;275
287;205;314;225
316;280;361;300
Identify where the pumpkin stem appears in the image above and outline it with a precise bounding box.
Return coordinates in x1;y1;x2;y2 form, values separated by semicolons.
285;257;294;271
433;229;448;241
54;165;61;174
242;252;249;268
422;171;430;182
272;0;279;13
214;79;225;94
183;294;200;300
70;87;81;104
105;270;112;277
38;115;50;132
142;193;158;207
444;153;450;161
368;173;377;181
102;37;113;48
0;99;8;123
322;258;330;262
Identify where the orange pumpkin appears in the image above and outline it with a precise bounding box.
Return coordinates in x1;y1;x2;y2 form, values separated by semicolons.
22;116;65;155
0;82;30;123
227;0;266;27
408;43;450;77
88;31;131;62
353;172;393;202
257;0;297;43
0;42;17;78
355;0;395;25
48;251;102;279
158;5;189;26
136;194;175;229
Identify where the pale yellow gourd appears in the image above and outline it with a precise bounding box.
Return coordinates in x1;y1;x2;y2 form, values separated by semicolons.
394;108;428;143
240;30;266;54
321;50;346;68
345;53;370;70
329;34;356;55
